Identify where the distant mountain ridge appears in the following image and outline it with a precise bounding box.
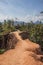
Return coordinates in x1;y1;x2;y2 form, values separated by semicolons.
14;21;26;26
14;20;43;25
34;20;43;24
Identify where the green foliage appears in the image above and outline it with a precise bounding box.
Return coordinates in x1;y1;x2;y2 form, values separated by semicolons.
0;19;16;36
0;49;5;54
0;19;43;48
19;21;43;47
0;22;3;32
28;23;43;47
19;25;27;31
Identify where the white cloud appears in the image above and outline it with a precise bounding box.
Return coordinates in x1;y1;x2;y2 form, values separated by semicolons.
0;13;43;22
0;14;15;22
19;13;43;22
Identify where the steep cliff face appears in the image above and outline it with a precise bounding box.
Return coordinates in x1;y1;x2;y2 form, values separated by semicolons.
0;31;43;65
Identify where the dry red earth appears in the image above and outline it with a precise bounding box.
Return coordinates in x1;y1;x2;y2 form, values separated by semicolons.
0;31;43;65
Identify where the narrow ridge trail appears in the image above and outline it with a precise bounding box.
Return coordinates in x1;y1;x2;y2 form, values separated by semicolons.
0;31;43;65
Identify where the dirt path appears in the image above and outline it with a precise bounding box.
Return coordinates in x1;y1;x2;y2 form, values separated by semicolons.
0;31;43;65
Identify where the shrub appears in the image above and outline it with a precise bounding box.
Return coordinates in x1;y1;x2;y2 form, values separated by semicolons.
0;49;5;54
28;24;43;47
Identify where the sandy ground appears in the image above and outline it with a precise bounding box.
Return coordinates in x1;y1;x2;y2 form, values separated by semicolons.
0;31;43;65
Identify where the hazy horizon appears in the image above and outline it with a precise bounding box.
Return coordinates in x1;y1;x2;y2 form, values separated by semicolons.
0;0;43;22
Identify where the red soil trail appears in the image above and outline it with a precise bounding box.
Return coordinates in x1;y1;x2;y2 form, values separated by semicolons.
0;31;43;65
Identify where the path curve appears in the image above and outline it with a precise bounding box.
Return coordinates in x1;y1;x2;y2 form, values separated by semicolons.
0;31;43;65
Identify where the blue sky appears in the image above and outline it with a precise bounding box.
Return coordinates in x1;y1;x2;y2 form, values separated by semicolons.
0;0;43;22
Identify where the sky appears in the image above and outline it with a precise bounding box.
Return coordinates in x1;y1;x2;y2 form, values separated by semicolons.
0;0;43;22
